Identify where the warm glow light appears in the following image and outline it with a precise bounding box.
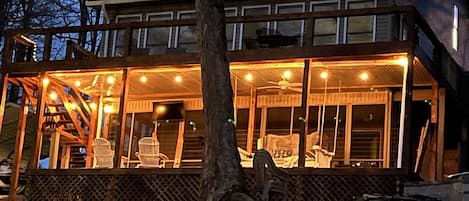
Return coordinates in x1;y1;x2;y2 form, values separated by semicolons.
89;103;97;110
245;73;253;82
140;75;148;83
49;92;58;100
107;76;115;84
396;57;408;67
320;71;328;79
42;78;50;86
70;103;77;110
175;75;182;83
359;72;369;80
283;70;292;79
157;105;166;114
74;81;81;87
104;105;113;113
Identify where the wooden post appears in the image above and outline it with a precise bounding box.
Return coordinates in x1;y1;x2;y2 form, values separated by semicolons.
43;33;52;61
344;103;352;165
397;52;414;169
383;90;392;168
48;130;60;169
96;96;104;138
114;69;130;168
86;97;99;168
29;72;47;169
436;88;445;181
299;59;311;167
304;14;314;46
173;121;185;168
8;95;28;201
60;145;71;169
259;107;267;149
246;88;256;153
0;73;9;138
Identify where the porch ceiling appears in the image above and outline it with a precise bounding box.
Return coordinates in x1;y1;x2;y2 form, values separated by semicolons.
47;56;434;101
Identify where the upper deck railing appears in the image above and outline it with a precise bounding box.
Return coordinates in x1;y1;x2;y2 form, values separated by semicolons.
1;5;462;95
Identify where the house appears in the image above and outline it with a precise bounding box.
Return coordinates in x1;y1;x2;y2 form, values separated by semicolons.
0;0;467;200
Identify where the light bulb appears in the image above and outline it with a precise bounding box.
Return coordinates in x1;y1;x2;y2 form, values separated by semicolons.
42;78;50;86
320;71;328;79
74;81;81;87
107;76;115;84
89;103;97;110
245;73;253;82
175;75;182;83
283;70;292;79
49;92;58;100
104;105;113;113
140;75;147;83
359;72;369;80
396;57;408;67
70;103;77;110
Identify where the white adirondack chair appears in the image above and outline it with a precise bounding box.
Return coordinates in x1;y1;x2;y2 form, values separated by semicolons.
92;138;114;168
136;137;168;168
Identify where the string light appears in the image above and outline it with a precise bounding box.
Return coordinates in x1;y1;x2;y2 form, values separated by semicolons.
245;73;253;82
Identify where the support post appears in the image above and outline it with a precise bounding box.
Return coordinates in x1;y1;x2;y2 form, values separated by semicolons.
8;95;28;201
86;97;100;168
0;73;9;138
436;88;445;181
48;130;60;169
344;103;352;165
60;145;71;169
246;88;256;153
174;121;185;168
29;72;47;169
259;107;267;149
397;52;414;169
114;69;130;168
383;90;392;168
299;59;311;167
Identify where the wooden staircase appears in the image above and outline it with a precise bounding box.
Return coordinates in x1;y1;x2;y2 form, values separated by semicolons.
180;135;203;168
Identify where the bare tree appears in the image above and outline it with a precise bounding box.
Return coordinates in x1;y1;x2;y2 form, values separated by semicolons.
197;0;253;200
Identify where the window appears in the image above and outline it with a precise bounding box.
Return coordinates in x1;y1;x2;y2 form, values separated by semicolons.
240;5;271;49
452;5;458;50
175;11;197;53
145;12;173;55
311;1;339;45
113;15;143;56
225;8;238;50
275;3;305;46
344;0;376;44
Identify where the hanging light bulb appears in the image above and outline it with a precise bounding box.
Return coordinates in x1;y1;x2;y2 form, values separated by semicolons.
359;72;369;80
107;75;115;84
104;105;113;113
74;81;81;87
49;92;58;100
140;75;148;83
245;73;253;82
175;75;182;83
42;78;50;86
283;70;292;79
320;71;328;79
70;103;77;110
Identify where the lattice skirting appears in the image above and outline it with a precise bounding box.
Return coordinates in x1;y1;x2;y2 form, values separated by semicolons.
25;169;407;201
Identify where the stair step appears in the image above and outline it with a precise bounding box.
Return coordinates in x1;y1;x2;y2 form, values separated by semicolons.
47;103;64;107
44;112;68;116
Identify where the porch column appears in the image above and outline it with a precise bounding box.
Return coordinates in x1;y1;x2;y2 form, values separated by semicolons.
29;72;48;169
246;88;257;153
299;59;311;167
0;73;9;138
8;95;28;201
86;97;100;168
48;130;60;169
436;88;445;181
397;53;414;169
114;69;130;168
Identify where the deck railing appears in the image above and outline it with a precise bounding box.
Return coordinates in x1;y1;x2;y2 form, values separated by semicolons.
26;168;408;201
3;6;413;64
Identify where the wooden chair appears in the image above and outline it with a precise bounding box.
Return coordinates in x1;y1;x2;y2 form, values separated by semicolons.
253;149;289;201
92;138;114;168
135;137;168;168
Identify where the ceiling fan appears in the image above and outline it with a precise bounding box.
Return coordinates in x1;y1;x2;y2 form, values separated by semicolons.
257;77;303;94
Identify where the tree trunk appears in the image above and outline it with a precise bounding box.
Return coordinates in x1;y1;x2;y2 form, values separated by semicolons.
196;0;249;200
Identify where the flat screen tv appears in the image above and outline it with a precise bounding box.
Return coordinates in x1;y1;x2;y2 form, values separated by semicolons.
152;102;184;122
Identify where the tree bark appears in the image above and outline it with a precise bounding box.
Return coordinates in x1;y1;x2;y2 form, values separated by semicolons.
196;0;249;200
